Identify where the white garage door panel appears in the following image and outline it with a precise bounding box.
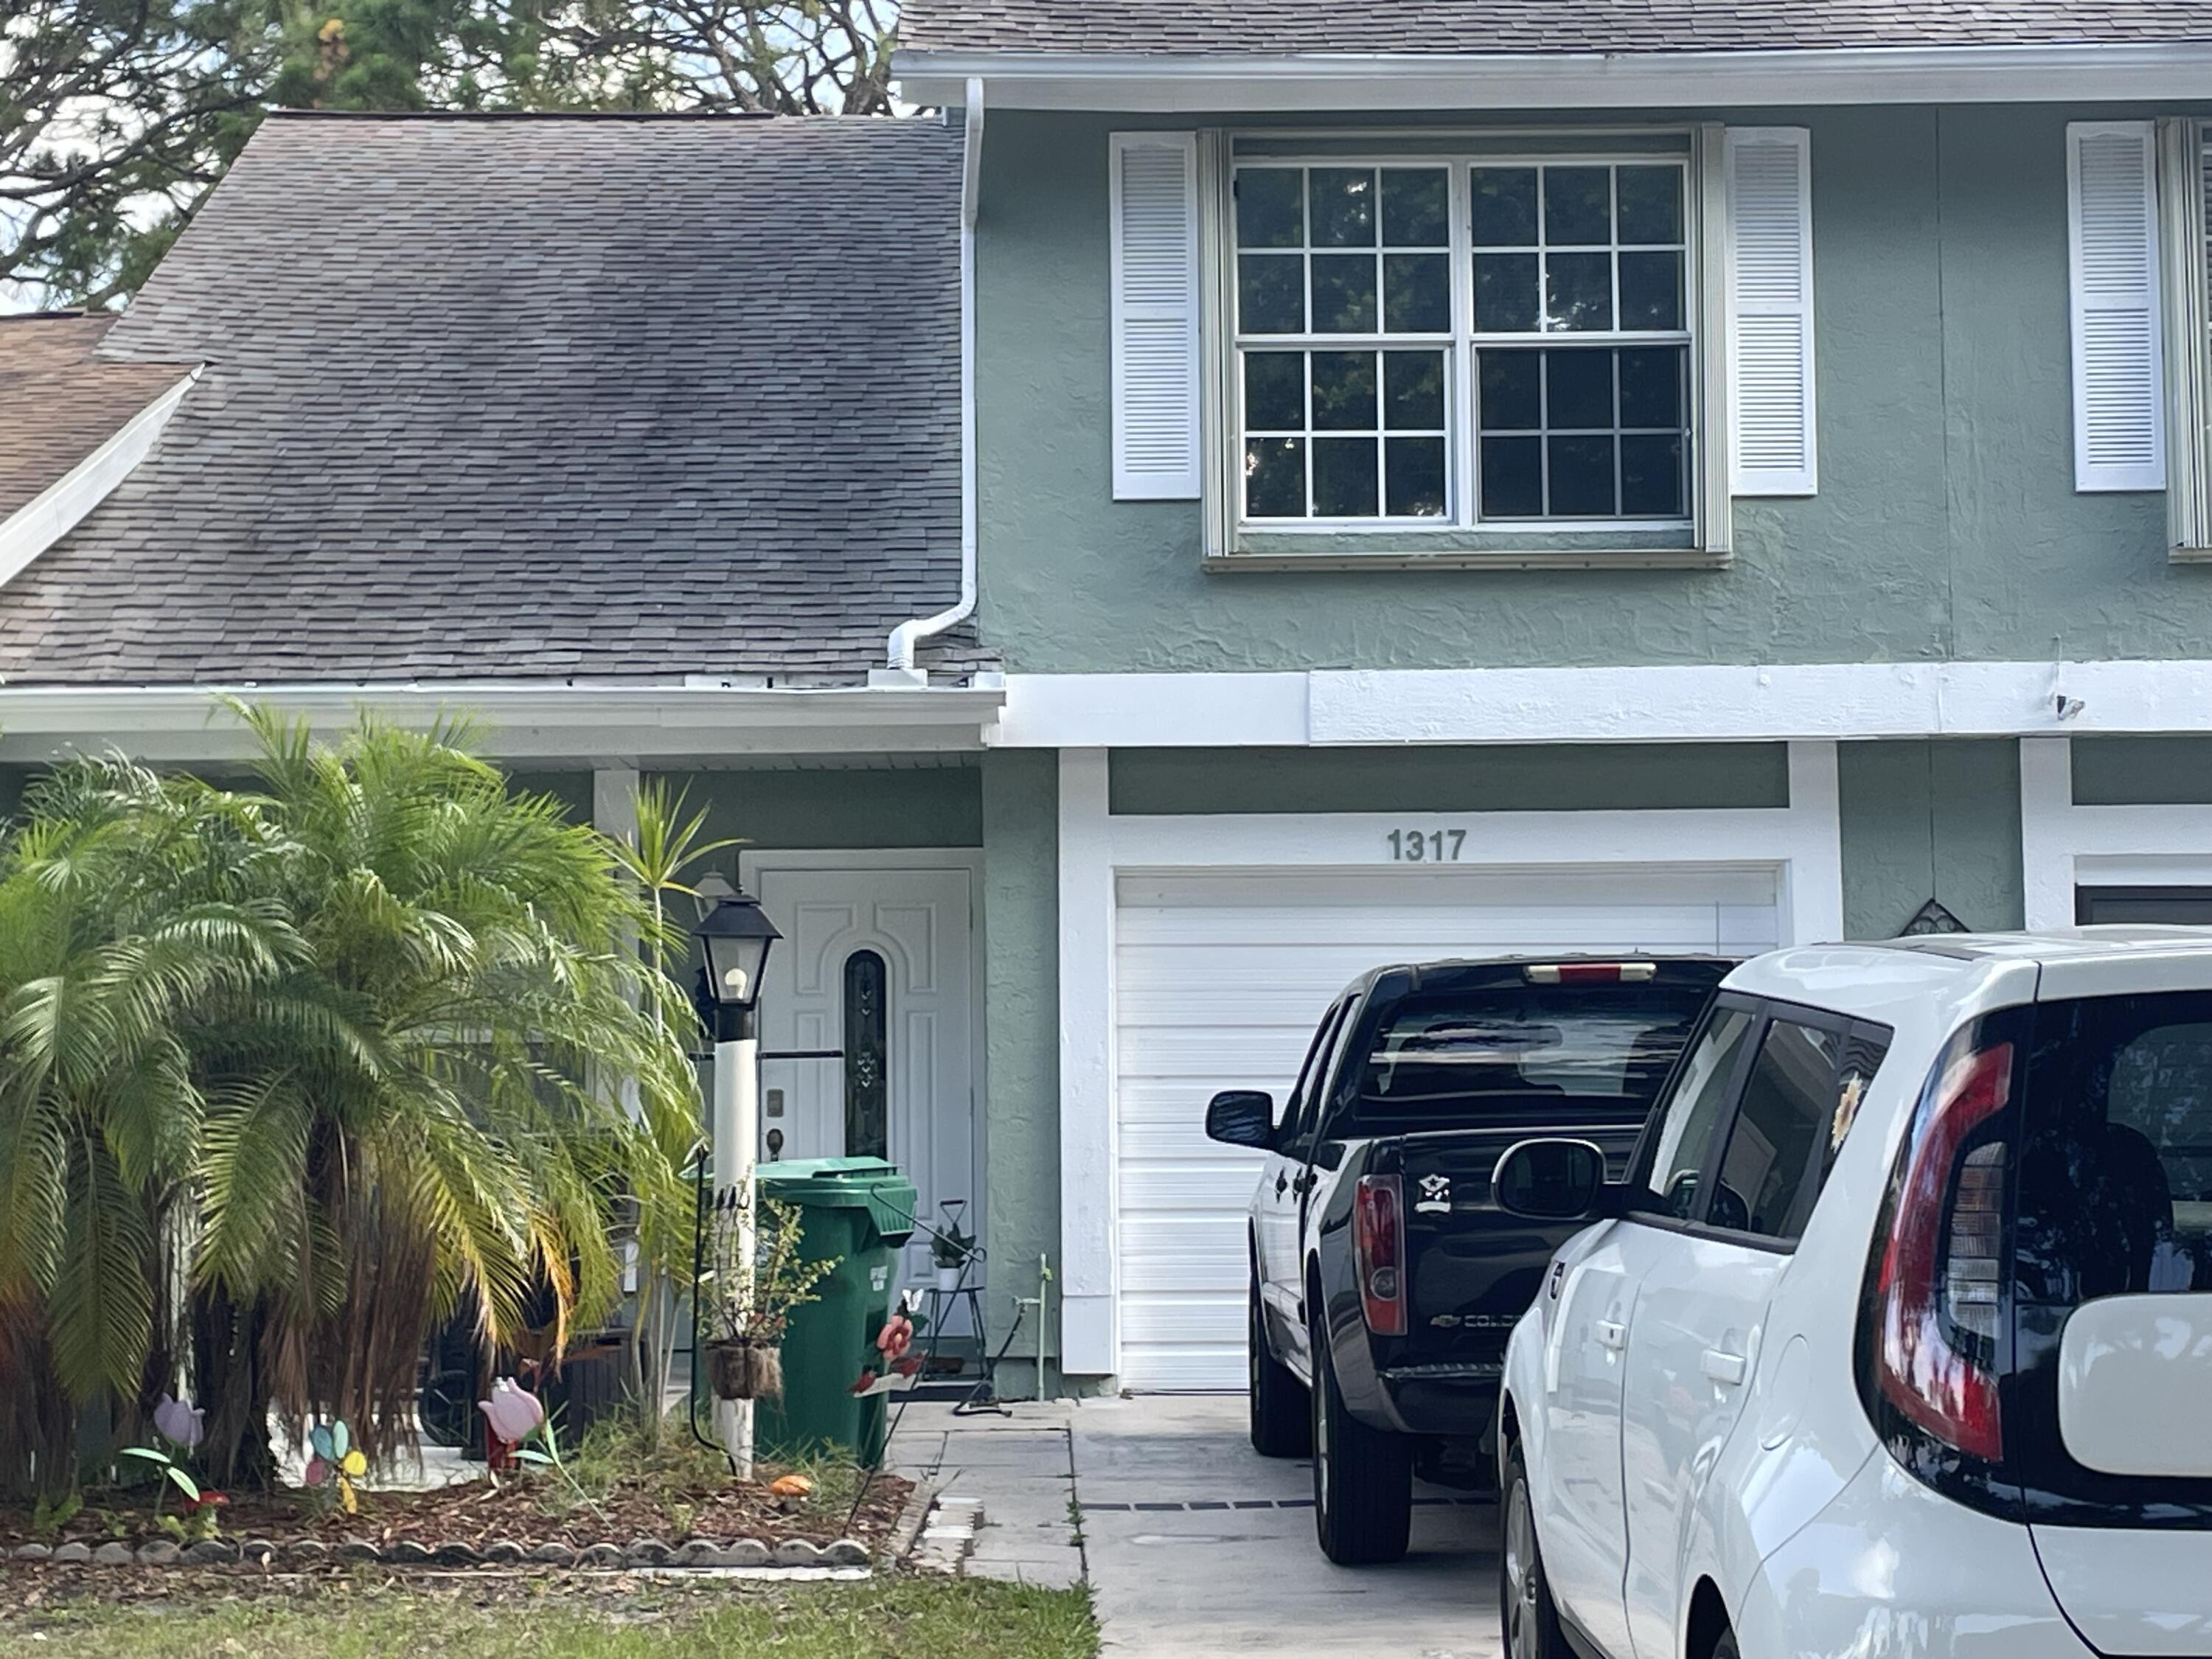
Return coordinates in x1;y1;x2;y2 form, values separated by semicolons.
1111;863;1781;1390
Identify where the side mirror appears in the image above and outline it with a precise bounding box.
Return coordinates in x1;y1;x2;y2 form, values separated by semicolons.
1205;1090;1276;1150
1492;1138;1609;1221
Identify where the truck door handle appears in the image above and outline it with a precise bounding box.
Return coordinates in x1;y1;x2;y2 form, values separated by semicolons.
1703;1349;1747;1386
1596;1320;1627;1350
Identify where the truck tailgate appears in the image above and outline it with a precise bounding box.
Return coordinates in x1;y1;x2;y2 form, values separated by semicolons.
1389;1113;1646;1368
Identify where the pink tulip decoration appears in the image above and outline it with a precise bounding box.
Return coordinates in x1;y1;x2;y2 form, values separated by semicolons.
478;1377;545;1469
153;1393;204;1450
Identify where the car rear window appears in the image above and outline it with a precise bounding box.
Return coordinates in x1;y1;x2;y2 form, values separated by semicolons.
2018;995;2212;1303
2008;990;2212;1514
1342;981;1712;1132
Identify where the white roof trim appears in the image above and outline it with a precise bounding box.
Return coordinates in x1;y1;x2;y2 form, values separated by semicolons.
0;680;1007;767
993;661;2212;746
898;41;2212;111
0;367;199;591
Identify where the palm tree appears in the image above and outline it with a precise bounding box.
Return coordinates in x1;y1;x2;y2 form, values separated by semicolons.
0;709;702;1492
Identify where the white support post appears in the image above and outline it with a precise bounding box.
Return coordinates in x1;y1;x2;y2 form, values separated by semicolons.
711;1027;760;1476
1056;748;1117;1378
1783;740;1846;944
2020;738;2078;931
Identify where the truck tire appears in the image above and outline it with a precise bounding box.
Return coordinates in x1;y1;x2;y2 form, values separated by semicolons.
1309;1305;1412;1565
1500;1443;1568;1659
1249;1273;1310;1458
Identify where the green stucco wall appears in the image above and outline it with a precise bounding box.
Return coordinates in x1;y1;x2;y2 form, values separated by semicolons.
978;749;1064;1383
2071;738;2212;805
978;102;2211;675
646;763;983;856
1110;742;1788;814
1837;740;2025;939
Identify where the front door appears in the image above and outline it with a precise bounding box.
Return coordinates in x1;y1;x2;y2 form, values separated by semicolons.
749;860;978;1300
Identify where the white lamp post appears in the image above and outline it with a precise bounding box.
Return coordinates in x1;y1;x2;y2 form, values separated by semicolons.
695;893;781;1475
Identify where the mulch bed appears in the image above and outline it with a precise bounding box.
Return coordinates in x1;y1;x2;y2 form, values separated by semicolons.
0;1466;911;1559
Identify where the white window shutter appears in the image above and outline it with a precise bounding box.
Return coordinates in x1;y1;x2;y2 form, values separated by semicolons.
1726;128;1818;497
2069;122;2166;493
1110;133;1202;501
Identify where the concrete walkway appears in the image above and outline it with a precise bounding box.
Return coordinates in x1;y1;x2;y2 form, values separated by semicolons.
887;1395;1502;1657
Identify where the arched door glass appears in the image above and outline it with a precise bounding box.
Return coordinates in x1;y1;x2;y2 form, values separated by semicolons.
844;949;889;1160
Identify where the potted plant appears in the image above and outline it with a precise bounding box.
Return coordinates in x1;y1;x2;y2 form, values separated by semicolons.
703;1189;837;1402
931;1200;976;1293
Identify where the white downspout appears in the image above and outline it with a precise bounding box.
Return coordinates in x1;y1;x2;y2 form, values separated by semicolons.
884;77;984;680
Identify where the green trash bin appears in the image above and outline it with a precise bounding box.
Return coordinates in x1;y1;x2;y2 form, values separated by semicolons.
751;1156;917;1469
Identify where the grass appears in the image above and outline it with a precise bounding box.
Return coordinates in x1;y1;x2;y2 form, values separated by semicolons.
16;1576;1098;1658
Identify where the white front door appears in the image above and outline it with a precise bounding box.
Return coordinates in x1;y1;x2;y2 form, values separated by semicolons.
748;858;979;1300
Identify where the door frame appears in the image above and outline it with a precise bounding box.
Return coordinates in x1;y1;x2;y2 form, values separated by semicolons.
737;848;988;1263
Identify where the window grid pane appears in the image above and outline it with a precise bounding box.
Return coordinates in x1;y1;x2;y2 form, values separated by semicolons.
1236;162;1453;521
1233;156;1693;528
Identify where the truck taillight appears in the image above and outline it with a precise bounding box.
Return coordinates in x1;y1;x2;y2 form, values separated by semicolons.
1354;1174;1406;1337
1523;962;1657;984
1869;1040;2012;1463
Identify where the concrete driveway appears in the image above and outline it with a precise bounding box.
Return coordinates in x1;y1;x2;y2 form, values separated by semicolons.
1074;1396;1501;1658
891;1394;1502;1656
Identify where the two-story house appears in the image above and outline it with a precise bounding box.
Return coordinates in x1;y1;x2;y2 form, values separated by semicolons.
7;2;2212;1397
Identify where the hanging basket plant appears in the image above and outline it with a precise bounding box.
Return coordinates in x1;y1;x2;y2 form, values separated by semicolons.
706;1337;785;1402
700;1189;835;1403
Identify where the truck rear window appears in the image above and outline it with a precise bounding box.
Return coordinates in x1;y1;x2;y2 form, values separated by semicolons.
1343;982;1712;1132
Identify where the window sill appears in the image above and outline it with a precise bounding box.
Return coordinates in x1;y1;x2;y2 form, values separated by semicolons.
2171;546;2212;565
1206;544;1729;574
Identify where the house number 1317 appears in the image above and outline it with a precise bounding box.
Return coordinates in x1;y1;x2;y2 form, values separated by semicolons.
1388;829;1466;862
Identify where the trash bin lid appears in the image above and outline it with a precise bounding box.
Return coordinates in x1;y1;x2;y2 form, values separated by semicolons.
755;1156;918;1244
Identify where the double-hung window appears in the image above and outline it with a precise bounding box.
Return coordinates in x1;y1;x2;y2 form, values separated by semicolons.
1231;150;1696;540
1107;125;1819;561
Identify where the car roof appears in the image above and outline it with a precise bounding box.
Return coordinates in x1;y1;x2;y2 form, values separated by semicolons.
1727;927;2212;1025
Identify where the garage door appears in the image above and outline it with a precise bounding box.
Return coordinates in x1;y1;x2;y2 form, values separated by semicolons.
1112;866;1781;1391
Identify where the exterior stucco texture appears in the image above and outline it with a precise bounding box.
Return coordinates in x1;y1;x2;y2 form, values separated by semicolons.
977;103;2212;675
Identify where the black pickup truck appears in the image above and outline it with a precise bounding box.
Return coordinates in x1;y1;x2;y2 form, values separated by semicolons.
1205;955;1731;1565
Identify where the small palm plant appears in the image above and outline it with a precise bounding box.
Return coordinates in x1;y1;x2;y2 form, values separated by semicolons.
0;706;704;1495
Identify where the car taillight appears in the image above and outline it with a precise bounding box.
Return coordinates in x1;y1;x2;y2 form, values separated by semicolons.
1871;1040;2012;1463
1523;962;1658;984
1354;1174;1406;1337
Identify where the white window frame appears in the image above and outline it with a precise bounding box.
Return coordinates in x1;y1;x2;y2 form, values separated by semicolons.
2163;117;2212;559
1202;129;1732;563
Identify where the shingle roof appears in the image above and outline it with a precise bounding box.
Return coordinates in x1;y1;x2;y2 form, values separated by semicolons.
0;114;981;687
898;0;2212;58
0;314;192;521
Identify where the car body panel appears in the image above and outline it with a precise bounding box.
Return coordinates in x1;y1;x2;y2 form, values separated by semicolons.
1737;1451;2092;1659
2029;1526;2212;1656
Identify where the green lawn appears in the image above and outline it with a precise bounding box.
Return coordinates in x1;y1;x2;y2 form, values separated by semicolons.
18;1576;1097;1658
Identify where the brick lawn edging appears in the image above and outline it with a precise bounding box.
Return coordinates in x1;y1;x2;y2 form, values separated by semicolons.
8;1534;874;1570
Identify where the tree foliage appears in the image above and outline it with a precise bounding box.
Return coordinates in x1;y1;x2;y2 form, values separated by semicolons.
1;0;900;307
0;708;703;1494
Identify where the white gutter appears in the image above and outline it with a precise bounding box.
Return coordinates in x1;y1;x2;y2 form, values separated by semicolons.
897;41;2212;111
0;679;1006;766
0;367;200;591
885;77;985;679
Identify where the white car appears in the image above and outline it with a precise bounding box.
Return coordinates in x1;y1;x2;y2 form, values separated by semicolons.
1494;929;2212;1659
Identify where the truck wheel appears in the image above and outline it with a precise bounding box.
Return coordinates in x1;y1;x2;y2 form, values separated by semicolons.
1500;1443;1567;1658
1249;1274;1310;1458
1309;1307;1411;1565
